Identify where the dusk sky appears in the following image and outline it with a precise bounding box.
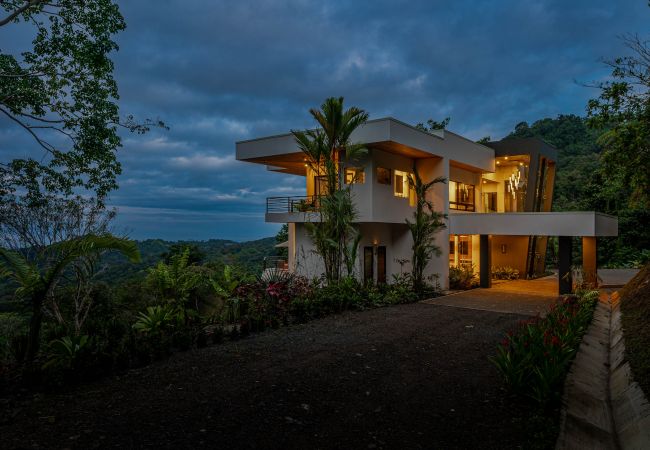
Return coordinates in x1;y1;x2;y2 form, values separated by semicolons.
2;1;649;241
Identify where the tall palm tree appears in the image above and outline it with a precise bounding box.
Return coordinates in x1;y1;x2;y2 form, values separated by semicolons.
0;234;140;361
406;163;447;292
293;97;368;196
291;97;368;282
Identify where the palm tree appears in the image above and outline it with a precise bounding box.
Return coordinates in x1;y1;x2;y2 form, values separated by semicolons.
406;163;447;293
0;234;140;361
291;97;368;282
293;97;368;196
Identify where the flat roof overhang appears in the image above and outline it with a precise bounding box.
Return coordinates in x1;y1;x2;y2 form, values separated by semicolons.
448;212;618;237
236;117;495;174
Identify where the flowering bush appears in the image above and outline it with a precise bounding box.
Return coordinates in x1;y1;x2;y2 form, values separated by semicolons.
490;290;599;405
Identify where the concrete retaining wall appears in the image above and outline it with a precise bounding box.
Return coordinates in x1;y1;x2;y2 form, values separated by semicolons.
609;293;650;449
556;293;650;450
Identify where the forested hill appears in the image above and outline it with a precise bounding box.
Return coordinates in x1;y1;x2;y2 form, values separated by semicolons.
97;237;277;283
0;237;277;309
504;114;649;265
505;114;602;211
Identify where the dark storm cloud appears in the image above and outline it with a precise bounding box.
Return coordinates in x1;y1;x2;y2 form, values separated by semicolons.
2;0;648;240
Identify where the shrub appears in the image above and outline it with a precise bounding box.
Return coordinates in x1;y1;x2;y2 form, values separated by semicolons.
449;265;479;290
323;277;366;311
0;313;27;364
43;335;92;370
492;266;520;280
490;290;598;405
133;305;178;335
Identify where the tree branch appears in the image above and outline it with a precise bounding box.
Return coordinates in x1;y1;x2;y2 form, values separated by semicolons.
0;0;47;27
0;105;56;154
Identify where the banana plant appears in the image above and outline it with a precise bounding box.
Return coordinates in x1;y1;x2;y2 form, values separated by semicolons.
209;265;239;298
0;234;140;361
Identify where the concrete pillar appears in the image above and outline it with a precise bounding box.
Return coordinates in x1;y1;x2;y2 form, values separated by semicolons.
582;236;597;287
558;236;572;295
480;234;491;288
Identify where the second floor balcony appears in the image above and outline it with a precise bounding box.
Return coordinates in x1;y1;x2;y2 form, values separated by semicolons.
265;195;322;223
267;195;321;213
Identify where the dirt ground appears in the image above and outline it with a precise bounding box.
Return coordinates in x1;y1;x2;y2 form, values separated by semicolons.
1;303;542;449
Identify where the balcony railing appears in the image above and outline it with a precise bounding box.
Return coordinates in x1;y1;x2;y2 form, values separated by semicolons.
449;201;475;212
263;256;288;270
266;195;321;214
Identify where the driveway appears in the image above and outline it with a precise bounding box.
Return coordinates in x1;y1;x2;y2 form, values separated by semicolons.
1;304;541;450
423;276;559;316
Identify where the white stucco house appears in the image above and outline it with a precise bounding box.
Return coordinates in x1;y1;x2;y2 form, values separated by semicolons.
236;117;617;294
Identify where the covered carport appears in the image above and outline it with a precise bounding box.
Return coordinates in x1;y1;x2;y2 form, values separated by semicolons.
448;212;618;295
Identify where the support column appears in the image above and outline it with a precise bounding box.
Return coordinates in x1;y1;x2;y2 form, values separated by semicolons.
582;236;597;287
558;236;572;295
480;234;491;288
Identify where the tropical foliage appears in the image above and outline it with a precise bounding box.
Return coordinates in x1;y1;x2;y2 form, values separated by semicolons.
587;34;650;210
449;265;479;290
292;97;368;283
0;0;163;204
490;290;599;405
0;234;140;361
405;162;446;292
492;266;520;280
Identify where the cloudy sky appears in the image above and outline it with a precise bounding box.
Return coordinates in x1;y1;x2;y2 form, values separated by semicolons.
2;1;649;241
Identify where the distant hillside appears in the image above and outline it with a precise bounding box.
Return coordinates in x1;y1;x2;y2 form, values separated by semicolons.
97;237;277;283
505;114;602;211
0;237;277;308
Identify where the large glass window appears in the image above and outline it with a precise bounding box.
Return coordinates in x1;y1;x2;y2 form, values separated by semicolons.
345;167;365;184
393;170;411;198
449;181;475;211
449;235;472;267
483;192;497;212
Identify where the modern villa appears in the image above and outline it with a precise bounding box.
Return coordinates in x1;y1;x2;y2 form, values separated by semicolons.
236;118;618;294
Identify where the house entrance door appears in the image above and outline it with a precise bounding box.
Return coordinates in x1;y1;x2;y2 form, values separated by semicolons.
363;247;373;284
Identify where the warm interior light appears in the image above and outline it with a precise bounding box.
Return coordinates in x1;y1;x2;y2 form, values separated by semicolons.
504;156;509;160
372;239;379;246
519;162;524;166
496;161;500;165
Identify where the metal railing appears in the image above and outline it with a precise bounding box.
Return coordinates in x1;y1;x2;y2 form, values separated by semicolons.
266;195;321;214
449;201;476;212
263;256;288;270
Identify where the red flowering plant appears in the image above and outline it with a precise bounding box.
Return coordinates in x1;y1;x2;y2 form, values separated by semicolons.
490;290;599;405
231;271;312;330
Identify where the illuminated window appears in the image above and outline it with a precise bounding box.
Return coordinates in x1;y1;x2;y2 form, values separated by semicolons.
345;168;365;184
376;167;391;184
449;181;475;211
394;170;411;198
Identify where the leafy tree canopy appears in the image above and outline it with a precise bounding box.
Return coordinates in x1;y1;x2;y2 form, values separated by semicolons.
415;117;450;133
0;0;164;205
587;33;650;209
162;244;206;266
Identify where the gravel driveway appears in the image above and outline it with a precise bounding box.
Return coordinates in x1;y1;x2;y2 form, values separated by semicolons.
1;303;541;449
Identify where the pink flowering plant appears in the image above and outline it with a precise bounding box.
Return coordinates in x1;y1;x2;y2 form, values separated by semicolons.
490;290;599;405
